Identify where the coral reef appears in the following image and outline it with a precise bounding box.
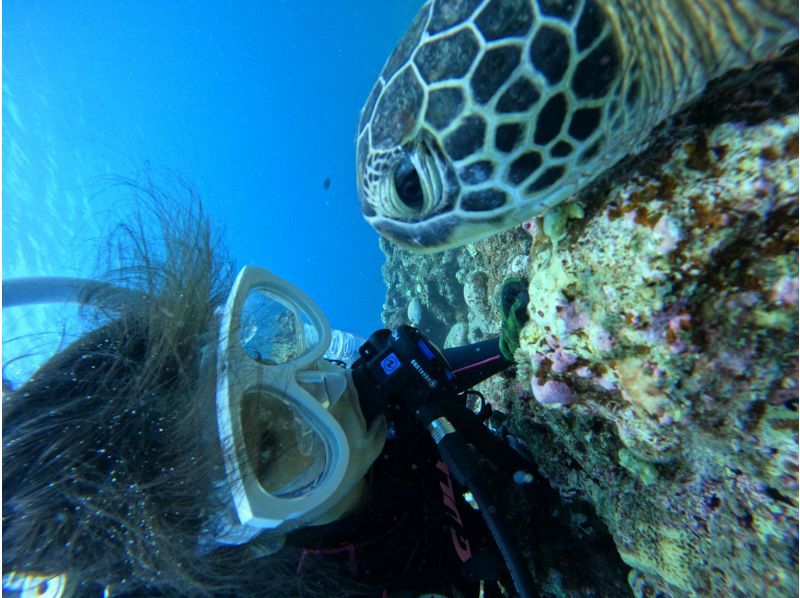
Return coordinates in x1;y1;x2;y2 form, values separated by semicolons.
379;51;798;596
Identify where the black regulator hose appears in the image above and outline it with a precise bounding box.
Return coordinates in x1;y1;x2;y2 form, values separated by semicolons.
420;404;539;598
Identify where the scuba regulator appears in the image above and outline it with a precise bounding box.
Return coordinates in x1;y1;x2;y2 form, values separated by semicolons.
351;325;539;598
351;325;458;427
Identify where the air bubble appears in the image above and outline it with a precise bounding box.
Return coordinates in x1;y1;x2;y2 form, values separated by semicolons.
513;470;534;484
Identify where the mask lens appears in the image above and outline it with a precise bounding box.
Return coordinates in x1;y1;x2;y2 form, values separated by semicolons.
239;288;319;365
240;389;328;498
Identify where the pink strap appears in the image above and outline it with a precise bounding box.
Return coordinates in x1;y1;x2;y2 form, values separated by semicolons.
452;353;501;376
296;514;408;575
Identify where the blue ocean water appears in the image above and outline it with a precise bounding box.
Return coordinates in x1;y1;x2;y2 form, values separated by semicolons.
3;1;421;385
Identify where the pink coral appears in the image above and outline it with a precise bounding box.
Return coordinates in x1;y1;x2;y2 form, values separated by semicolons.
575;366;618;392
531;379;575;405
772;276;798;306
557;299;590;333
549;348;578;373
654;215;684;254
593;327;615;352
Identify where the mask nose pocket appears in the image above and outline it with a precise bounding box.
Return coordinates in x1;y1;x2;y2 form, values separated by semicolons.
295;370;348;408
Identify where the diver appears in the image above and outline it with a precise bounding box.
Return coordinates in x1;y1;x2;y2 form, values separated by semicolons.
3;195;536;597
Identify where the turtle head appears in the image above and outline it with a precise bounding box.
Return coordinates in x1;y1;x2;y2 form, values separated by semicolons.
354;2;521;253
356;0;629;253
355;70;521;254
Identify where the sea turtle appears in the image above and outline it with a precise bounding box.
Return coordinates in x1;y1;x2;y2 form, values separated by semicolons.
356;0;797;252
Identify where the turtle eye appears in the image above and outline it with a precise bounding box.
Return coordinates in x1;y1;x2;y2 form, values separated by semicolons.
393;157;424;211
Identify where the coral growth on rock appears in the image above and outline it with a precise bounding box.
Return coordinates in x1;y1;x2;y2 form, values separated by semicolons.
379;51;798;596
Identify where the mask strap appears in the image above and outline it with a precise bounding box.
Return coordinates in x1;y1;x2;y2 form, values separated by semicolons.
3;276;145;312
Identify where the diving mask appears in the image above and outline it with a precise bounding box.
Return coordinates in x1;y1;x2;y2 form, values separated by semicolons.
215;266;352;531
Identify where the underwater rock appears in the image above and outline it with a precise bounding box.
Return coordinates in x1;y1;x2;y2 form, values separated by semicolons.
381;245;468;342
379;52;798;596
407;297;423;327
444;321;468;349
462;269;499;342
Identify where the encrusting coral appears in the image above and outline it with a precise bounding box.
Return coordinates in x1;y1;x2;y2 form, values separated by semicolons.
379;49;798;596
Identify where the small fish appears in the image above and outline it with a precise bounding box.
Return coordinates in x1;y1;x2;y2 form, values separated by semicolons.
323;177;331;190
356;0;797;252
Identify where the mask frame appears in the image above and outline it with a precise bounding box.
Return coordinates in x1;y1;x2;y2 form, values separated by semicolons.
216;266;350;530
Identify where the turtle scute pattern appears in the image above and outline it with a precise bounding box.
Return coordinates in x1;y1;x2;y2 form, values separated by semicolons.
356;0;634;251
356;0;797;252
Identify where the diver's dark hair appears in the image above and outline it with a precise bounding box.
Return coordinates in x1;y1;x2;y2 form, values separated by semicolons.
2;178;371;596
